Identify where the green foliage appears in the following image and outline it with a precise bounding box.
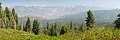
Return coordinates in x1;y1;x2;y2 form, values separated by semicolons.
0;3;3;27
0;3;6;28
46;22;50;29
78;23;85;32
1;2;120;40
32;19;40;35
60;25;68;35
1;27;120;40
5;7;12;21
115;13;120;29
49;24;57;36
25;17;31;33
86;10;95;29
4;7;13;28
45;22;51;35
11;8;19;30
0;2;1;8
12;8;18;24
70;21;73;30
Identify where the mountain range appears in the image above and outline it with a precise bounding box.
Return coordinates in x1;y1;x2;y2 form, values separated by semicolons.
14;5;104;20
13;5;120;26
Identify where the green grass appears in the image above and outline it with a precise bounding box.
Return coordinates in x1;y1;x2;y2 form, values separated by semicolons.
0;28;120;40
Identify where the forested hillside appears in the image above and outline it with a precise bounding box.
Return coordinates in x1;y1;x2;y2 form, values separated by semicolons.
1;2;120;40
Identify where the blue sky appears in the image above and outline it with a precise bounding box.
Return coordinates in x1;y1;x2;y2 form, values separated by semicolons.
1;0;120;9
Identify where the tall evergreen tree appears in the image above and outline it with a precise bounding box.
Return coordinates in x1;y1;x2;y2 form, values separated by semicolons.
0;2;1;8
5;7;12;28
0;2;2;27
46;22;50;29
12;8;15;16
70;21;73;30
25;17;31;33
60;25;68;35
32;19;40;35
0;3;6;28
12;8;17;30
115;13;120;29
54;22;57;36
49;22;58;36
5;7;12;21
12;8;18;24
79;23;85;32
0;3;1;15
46;22;51;35
50;24;57;36
54;22;57;29
85;10;95;29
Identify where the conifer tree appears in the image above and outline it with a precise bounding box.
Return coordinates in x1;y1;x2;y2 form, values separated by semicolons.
49;22;58;36
12;8;17;30
70;21;73;30
50;24;57;36
60;25;68;35
5;7;12;28
0;3;6;28
46;22;50;29
54;22;57;36
5;18;9;29
12;8;18;24
32;19;40;35
25;17;31;33
85;10;95;29
0;2;2;17
79;23;84;32
46;22;51;35
0;2;2;27
54;22;57;29
115;13;120;29
0;2;1;8
5;7;12;21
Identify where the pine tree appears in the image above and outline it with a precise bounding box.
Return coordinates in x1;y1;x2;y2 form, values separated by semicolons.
70;21;73;30
60;25;68;35
0;2;2;27
5;7;12;21
0;2;1;8
115;13;120;29
32;19;40;35
0;2;6;28
1;10;6;28
11;8;17;30
5;18;9;29
50;24;57;36
25;17;31;33
12;8;18;24
49;22;58;36
46;22;50;29
0;5;1;18
85;10;95;29
53;22;57;36
5;7;12;28
46;22;51;35
79;23;85;32
54;22;57;29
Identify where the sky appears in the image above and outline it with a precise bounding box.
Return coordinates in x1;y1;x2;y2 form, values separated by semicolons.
1;0;120;9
